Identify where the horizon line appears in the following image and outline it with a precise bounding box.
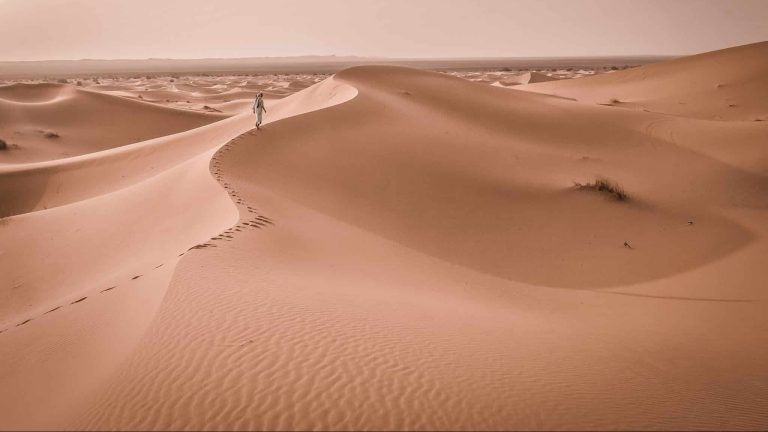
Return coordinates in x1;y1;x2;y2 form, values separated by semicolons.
0;53;679;63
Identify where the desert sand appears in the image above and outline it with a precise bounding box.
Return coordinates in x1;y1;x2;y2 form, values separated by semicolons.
1;42;767;430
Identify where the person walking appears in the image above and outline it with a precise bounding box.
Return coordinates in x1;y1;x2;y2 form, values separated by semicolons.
253;92;267;130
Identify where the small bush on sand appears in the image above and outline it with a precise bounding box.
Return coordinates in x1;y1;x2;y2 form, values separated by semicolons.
43;131;60;138
574;177;628;201
57;79;68;84
0;138;7;150
609;97;621;104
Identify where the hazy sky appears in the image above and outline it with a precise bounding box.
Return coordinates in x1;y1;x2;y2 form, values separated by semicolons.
0;0;766;61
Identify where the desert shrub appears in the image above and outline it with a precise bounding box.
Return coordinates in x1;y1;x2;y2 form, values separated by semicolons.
574;177;628;201
43;131;60;138
56;78;68;84
609;98;621;104
0;138;7;150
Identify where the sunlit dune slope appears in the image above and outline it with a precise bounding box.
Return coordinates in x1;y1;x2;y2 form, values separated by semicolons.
521;41;768;121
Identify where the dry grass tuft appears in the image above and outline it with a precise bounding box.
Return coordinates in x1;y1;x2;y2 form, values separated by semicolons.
574;177;628;201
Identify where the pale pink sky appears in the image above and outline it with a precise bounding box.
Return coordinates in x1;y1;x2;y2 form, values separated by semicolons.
0;0;766;61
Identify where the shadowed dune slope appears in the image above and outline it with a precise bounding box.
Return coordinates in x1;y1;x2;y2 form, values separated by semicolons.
521;41;768;120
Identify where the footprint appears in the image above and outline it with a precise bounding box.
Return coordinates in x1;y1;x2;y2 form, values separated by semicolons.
131;275;142;280
154;263;164;269
16;319;32;327
101;286;117;293
45;306;62;314
71;297;87;304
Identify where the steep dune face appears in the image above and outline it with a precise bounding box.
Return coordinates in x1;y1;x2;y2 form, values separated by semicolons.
75;49;767;430
0;83;226;163
522;41;768;121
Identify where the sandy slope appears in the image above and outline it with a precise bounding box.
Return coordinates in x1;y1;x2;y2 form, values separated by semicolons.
1;43;767;430
0;77;356;429
0;83;226;163
521;41;768;121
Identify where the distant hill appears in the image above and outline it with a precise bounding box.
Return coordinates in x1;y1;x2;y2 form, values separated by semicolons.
0;55;669;79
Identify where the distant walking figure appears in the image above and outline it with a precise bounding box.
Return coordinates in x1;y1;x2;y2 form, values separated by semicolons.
253;92;267;130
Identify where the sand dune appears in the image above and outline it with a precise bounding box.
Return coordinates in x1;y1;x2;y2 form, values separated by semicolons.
79;74;330;113
0;83;225;163
0;76;357;429
1;43;767;430
494;71;561;86
522;41;768;121
199;66;760;289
